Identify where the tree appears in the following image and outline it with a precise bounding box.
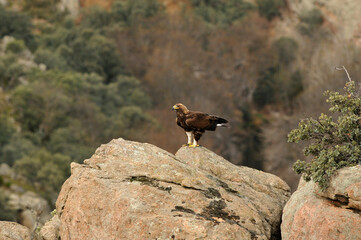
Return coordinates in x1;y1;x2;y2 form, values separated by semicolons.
191;0;253;26
297;8;323;36
0;115;16;148
1;134;36;166
272;37;298;66
14;149;70;192
288;71;361;190
253;67;277;107
0;6;35;49
111;0;164;26
59;29;124;83
256;0;285;21
11;85;45;132
0;54;28;90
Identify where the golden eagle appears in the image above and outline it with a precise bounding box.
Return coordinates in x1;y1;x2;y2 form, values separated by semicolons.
172;103;228;147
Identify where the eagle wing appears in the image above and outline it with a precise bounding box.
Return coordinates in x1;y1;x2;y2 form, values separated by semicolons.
185;112;211;129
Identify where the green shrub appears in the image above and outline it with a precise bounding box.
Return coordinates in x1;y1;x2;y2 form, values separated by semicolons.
1;134;37;166
22;0;63;21
256;0;285;21
81;6;111;29
109;0;164;27
34;49;69;70
253;67;277;107
0;115;16;148
300;8;323;27
288;80;361;190
14;149;71;192
297;8;323;36
272;37;298;65
59;30;124;83
0;6;35;49
253;66;304;108
11;85;46;132
287;70;303;99
5;39;26;54
191;0;253;26
0;52;28;89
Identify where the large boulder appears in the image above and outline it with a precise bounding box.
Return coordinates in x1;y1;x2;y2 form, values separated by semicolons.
7;191;52;230
282;165;361;240
0;221;31;240
56;138;290;240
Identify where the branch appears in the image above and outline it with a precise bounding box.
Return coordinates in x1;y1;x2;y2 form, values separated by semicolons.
335;66;352;82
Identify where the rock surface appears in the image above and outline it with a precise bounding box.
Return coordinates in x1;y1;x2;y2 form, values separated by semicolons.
7;191;52;230
39;215;61;240
57;0;80;17
0;221;31;240
282;166;361;240
56;138;290;240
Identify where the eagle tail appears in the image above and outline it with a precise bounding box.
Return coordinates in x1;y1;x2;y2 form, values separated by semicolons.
216;117;229;128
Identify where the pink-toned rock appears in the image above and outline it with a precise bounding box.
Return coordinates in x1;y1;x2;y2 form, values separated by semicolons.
39;215;61;240
315;166;361;210
0;221;31;240
282;166;361;240
56;138;290;240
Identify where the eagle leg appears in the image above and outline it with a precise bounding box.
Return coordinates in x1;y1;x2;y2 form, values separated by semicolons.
190;131;202;147
185;131;194;146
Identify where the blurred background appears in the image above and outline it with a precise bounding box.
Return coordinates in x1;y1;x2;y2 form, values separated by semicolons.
0;0;360;229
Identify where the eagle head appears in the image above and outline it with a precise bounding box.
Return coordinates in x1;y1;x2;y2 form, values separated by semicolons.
172;103;189;113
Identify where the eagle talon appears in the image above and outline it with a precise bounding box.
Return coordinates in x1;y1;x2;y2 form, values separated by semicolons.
188;144;199;148
183;143;192;147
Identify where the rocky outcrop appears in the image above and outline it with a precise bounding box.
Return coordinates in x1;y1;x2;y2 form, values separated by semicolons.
55;138;290;240
57;0;80;17
39;215;61;240
282;166;361;240
57;0;118;17
7;191;52;230
0;161;51;232
0;221;31;240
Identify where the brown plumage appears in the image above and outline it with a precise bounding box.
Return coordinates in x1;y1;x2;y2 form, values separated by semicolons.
172;103;228;147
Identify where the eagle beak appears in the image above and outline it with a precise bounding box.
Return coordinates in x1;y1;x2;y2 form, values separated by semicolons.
172;105;179;110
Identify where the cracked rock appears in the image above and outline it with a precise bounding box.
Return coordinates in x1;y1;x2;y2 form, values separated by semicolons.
282;166;361;240
56;138;290;240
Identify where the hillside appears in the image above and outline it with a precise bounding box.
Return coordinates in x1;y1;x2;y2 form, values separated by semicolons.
0;0;360;224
